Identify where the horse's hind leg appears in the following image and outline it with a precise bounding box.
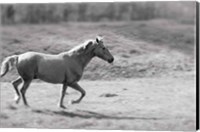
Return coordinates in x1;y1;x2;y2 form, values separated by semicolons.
20;79;32;106
69;82;86;104
12;77;22;104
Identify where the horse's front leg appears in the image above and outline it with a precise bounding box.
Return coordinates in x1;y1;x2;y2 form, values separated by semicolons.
69;82;86;104
58;83;68;109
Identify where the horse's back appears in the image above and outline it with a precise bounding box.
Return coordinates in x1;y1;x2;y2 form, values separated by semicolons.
18;51;60;63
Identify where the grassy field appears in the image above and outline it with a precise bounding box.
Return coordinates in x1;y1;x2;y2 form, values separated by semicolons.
0;76;196;130
0;19;196;130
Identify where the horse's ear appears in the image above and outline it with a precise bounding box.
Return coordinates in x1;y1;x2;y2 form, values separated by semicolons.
96;37;99;43
96;36;103;43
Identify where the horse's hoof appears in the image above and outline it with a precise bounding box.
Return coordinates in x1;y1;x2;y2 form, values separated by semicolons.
15;100;19;104
60;105;67;109
71;100;80;104
14;96;20;104
58;104;67;109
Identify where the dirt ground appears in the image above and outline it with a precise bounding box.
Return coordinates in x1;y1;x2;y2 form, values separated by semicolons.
0;20;196;130
0;72;196;130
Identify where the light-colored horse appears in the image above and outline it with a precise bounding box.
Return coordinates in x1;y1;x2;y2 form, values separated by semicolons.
0;36;114;108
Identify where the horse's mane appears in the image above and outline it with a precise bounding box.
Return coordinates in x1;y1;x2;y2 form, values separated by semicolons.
68;39;95;55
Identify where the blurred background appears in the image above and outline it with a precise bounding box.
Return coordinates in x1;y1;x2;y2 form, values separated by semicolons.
0;2;196;81
1;2;196;24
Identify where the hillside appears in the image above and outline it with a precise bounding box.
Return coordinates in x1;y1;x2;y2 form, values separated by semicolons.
0;19;195;81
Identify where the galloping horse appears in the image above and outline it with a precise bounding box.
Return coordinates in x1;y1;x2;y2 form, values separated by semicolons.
0;36;114;108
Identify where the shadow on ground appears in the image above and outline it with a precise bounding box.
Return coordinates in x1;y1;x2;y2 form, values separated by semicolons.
31;108;164;120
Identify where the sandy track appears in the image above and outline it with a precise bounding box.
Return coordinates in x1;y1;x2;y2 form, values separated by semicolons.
0;74;196;130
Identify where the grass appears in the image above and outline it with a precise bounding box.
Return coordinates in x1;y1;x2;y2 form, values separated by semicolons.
0;77;196;130
0;19;195;82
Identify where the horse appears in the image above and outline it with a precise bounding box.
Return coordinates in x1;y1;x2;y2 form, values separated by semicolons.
0;36;114;109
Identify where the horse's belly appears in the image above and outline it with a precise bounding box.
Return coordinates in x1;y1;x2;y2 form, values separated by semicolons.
38;73;64;84
38;62;66;84
39;78;64;84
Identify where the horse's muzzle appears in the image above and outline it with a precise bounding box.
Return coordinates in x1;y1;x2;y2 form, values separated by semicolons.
108;58;114;63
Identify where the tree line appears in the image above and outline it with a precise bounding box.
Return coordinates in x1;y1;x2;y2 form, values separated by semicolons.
1;2;195;24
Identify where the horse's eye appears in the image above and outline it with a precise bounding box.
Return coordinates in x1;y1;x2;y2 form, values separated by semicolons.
102;47;106;50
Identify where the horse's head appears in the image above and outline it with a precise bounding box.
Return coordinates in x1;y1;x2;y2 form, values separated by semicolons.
93;36;114;63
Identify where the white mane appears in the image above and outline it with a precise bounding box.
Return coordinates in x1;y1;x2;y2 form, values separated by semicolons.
68;39;95;55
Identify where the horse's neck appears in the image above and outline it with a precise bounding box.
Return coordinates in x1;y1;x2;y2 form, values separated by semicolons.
61;51;94;70
76;52;94;70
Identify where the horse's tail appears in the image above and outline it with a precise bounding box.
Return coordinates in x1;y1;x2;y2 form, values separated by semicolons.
0;55;18;77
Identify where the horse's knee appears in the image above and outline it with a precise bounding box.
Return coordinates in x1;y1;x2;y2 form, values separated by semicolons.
20;88;25;93
81;90;86;97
